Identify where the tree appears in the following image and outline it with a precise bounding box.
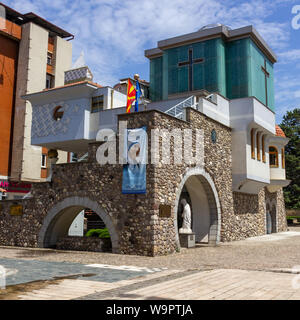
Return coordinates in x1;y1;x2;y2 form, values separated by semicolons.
280;108;300;209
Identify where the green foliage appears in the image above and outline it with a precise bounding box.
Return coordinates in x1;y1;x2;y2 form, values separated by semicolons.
85;228;110;239
280;108;300;209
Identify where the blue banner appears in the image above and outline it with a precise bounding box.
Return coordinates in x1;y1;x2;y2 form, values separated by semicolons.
122;126;147;194
135;80;142;112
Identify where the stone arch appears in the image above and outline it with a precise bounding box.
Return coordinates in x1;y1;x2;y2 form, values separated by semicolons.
174;167;221;248
38;196;119;253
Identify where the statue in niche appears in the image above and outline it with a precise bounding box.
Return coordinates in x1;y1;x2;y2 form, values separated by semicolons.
179;198;192;234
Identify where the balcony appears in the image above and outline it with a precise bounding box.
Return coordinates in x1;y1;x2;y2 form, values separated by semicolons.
0;17;22;40
267;130;290;192
230;97;276;194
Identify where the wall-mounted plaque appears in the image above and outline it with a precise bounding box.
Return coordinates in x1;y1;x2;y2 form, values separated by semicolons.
10;205;23;216
159;204;171;218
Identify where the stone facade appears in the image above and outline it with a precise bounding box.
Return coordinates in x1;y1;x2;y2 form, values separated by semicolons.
56;236;111;252
265;188;287;233
229;188;287;241
230;191;266;240
0;108;288;256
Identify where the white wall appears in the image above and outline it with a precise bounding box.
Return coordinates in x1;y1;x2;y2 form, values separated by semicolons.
197;94;230;127
229;97;276;193
22;23;49;182
229;97;275;133
27;83;97;152
31;97;91;148
12;22;73;181
268;136;289;181
92;87;127;110
246;128;270;183
68;211;84;236
185;176;210;243
54;36;72;87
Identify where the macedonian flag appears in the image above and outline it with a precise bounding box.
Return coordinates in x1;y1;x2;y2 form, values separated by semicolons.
126;79;136;113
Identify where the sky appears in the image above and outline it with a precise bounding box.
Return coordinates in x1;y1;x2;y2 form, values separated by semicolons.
4;0;300;123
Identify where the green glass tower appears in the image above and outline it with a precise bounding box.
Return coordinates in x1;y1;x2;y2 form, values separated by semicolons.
145;25;276;112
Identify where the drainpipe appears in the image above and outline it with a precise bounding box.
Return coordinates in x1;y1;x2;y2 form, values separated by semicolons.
111;89;114;109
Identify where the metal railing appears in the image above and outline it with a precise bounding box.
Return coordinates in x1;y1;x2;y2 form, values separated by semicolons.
165;96;198;120
78;153;88;162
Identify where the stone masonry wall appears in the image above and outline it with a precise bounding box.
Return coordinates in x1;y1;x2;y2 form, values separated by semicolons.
0;108;288;256
231;187;288;240
56;236;112;252
265;188;287;233
232;190;266;239
118;107;234;253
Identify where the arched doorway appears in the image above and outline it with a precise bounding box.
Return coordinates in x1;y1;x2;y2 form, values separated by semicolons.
38;197;119;253
174;168;221;247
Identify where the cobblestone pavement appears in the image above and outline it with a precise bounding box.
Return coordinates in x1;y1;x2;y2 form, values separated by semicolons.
1;227;300;271
1;228;300;300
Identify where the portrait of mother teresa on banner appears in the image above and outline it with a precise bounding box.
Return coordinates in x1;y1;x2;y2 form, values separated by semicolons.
122;126;147;194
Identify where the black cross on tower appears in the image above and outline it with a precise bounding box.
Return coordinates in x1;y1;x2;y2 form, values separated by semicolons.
178;48;204;91
261;59;270;106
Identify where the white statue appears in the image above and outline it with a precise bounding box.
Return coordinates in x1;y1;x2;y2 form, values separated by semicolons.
179;199;192;234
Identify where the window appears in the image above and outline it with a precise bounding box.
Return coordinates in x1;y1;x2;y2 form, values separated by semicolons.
91;95;104;113
0;192;7;201
256;132;261;161
262;135;266;163
46;74;54;89
71;153;78;162
41;154;47;168
53;106;64;121
269;146;278;167
47;52;53;65
281;148;285;169
251;129;255;159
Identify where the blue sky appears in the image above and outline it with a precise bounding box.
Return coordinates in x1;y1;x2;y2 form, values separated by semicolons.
5;0;300;123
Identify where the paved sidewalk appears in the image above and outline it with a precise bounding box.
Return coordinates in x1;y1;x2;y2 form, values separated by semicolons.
76;269;300;300
17;269;182;300
6;268;300;300
1;229;300;300
1;228;300;271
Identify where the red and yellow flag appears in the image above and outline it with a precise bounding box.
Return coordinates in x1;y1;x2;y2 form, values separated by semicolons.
126;79;136;113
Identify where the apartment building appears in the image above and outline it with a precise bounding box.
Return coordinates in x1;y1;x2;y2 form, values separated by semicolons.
0;2;73;199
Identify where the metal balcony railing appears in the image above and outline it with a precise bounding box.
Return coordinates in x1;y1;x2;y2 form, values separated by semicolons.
164;96;198;120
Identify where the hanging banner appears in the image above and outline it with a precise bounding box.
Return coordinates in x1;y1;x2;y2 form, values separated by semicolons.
122;126;147;194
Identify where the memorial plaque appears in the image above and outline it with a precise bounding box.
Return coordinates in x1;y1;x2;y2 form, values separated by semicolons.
10;205;23;216
159;204;171;218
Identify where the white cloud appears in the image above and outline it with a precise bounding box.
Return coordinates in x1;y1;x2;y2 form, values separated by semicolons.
5;0;293;86
4;0;299;122
277;49;300;62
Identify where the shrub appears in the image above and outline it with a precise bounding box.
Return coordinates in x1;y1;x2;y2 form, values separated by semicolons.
85;228;110;239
